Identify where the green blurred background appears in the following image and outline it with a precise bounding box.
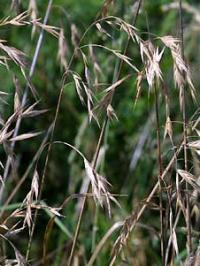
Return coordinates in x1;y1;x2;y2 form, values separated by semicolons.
0;0;200;265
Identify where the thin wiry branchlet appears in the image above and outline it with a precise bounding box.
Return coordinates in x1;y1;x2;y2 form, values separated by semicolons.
110;209;140;266
54;141;118;217
31;19;60;38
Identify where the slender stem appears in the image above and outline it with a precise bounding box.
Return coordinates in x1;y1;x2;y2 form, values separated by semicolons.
179;0;192;255
0;0;53;202
110;144;182;266
67;1;143;265
0;125;53;219
67;119;108;266
24;0;55;259
154;84;165;265
26;74;71;260
109;107;199;265
165;209;182;265
26;0;95;255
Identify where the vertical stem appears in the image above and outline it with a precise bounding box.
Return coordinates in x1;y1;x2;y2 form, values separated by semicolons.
154;84;165;265
68;1;143;264
68;119;108;266
0;0;53;202
179;0;192;256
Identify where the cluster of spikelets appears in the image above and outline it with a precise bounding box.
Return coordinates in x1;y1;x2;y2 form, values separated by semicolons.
0;1;200;265
0;6;64;264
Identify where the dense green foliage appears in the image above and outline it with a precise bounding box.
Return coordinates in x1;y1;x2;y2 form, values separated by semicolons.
0;1;200;265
